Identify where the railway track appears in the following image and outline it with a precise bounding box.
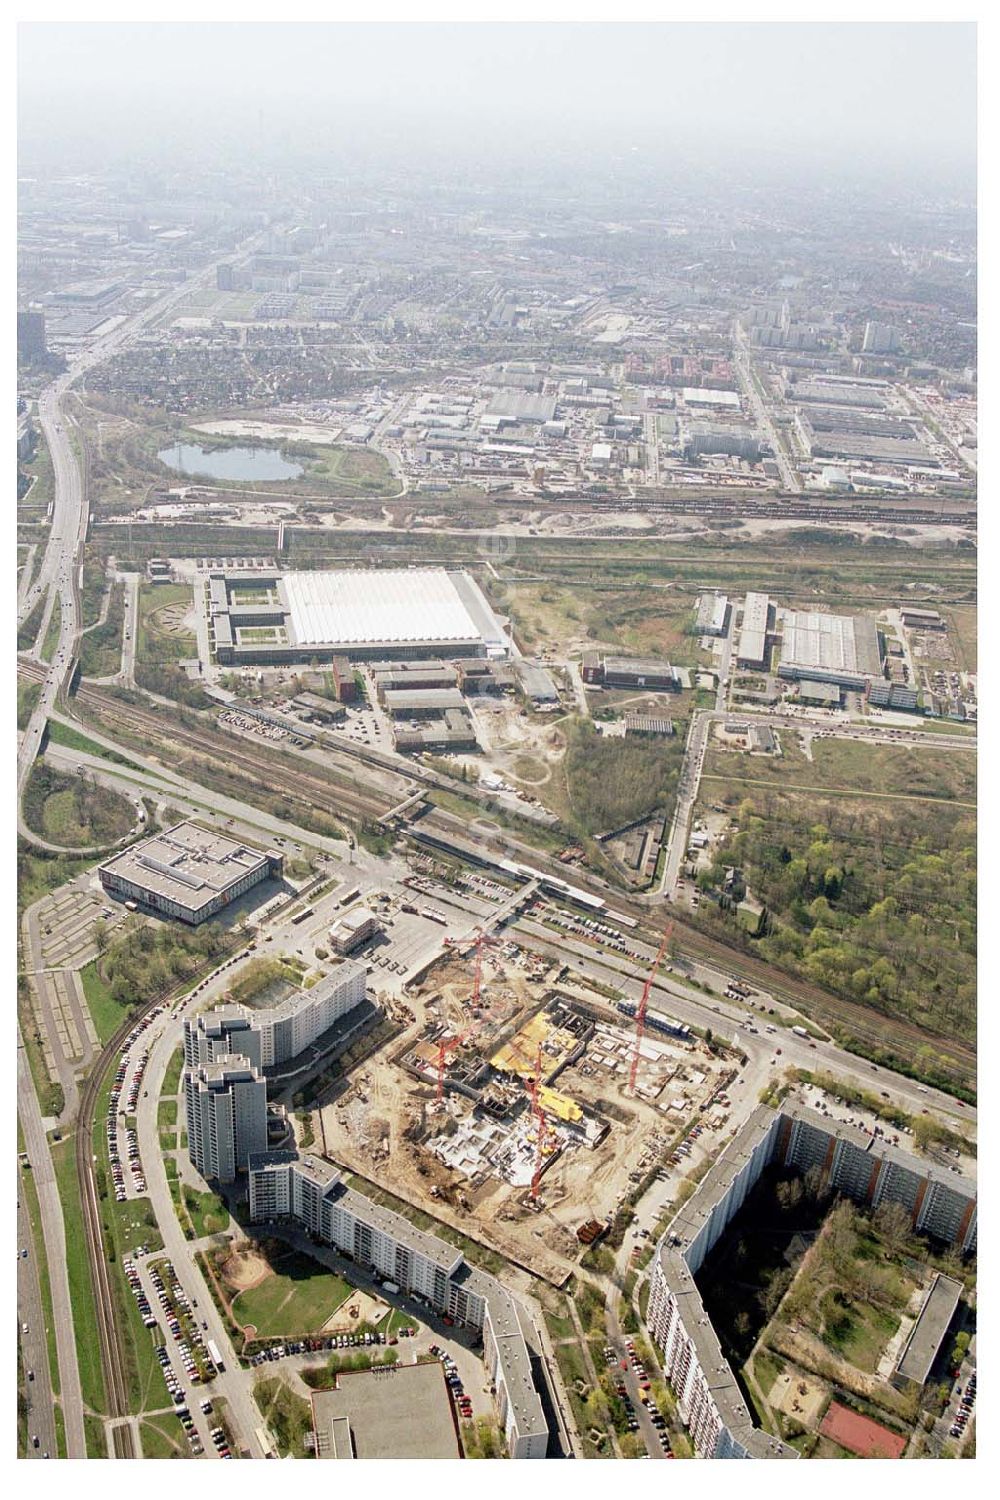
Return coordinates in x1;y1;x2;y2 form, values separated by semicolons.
73;683;397;827
25;660;977;1086
417;807;977;1090
73;995;159;1455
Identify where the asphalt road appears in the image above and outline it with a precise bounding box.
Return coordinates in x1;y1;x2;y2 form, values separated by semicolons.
17;1194;57;1459
16;1031;87;1457
512;917;976;1129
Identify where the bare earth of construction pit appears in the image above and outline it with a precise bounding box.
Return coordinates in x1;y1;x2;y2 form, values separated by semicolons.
319;947;730;1285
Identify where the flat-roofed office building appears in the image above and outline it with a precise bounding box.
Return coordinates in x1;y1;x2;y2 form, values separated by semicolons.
99;821;282;924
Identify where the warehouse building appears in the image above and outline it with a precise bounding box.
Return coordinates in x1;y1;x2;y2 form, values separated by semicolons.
516;660;560;704
736;592;771;670
185;1055;268;1183
290;692;346;723
779;610;883;688
581;654;680;691
382;687;467;719
372;662;460;700
98;822;282;924
184;960;368;1072
393;709;479;753
796;679;842;707
623;715;674;738
248;1149;550;1457
647;1102;977;1460
696;593;730;637
210;567;509;665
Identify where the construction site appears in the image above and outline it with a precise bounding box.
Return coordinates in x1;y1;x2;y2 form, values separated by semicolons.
318;927;732;1283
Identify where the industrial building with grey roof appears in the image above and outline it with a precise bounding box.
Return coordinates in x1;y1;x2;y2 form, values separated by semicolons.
98;820;282;924
778;609;883;687
209;566;509;665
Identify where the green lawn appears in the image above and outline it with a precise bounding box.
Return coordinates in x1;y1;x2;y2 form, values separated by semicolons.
162;1046;185;1096
51;1138;107;1413
40;597;62;664
140;1414;187;1458
182;1184;230;1239
84;1413;107;1457
232;1252;351;1337
253;1377;315;1458
81;960;133;1045
46;718;140;768
23;762;134;848
158;1099;178;1127
17;677;41;730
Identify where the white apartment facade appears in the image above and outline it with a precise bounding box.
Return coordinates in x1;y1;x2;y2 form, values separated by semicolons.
184;960;367;1071
184;1055;268;1183
247;1149;549;1457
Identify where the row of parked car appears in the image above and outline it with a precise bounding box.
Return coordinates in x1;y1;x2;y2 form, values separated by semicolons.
149;1260;211;1381
107;1007;165;1201
248;1327;400;1367
623;1340;674;1456
431;1346;473;1420
153;1343;203;1455
210;1425;233;1459
950;1370;977;1440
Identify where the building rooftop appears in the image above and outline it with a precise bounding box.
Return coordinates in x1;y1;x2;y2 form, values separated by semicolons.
895;1273;963;1387
485;389;557;424
383;687;467;713
781;610;882;680
98;821;274;916
311;1362;461;1459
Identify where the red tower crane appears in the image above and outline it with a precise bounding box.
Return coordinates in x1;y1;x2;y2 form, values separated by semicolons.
467;928;501;1012
435;931;500;1100
628;922;674;1095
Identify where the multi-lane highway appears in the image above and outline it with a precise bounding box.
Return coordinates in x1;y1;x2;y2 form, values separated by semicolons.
16;240;265;1460
17;1030;87;1457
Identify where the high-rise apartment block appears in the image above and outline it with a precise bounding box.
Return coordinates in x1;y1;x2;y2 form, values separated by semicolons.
184;1055;268;1183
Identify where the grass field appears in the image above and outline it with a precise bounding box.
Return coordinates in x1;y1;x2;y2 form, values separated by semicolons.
80;581;126;676
253;1376;315;1458
945;605;978;673
17;596;46;651
137;582;196;665
46;718;140;767
40;598;62;664
84;1413;107;1457
140;1412;187;1457
51;1138;107;1413
182;1184;231;1239
162;1046;184;1096
81;960;133;1045
17;678;41;730
231;1250;351;1337
23;762;135;848
500;581;702;662
704;733;976;804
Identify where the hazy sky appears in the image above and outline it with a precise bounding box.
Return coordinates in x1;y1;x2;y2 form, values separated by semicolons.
18;22;976;182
